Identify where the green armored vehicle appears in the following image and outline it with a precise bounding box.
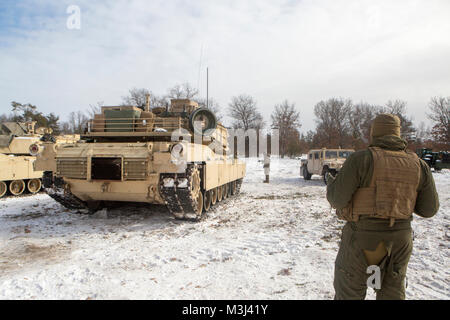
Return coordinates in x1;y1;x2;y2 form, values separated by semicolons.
416;148;450;171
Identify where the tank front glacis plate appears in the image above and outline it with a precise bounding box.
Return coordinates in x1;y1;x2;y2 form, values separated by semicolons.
65;175;164;204
56;142;236;204
54;141;205;203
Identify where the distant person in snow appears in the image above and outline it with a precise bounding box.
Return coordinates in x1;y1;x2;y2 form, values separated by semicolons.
326;113;439;300
263;152;270;183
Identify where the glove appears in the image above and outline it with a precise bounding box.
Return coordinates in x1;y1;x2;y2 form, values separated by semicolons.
325;172;335;184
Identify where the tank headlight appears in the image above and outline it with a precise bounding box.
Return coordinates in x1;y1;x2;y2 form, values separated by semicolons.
29;143;41;156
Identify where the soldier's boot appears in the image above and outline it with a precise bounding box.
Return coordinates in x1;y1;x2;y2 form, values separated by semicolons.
264;175;269;183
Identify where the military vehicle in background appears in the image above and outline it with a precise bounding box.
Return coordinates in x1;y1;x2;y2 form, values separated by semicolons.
416;148;450;171
0;121;44;197
33;134;80;173
301;148;354;184
37;96;246;221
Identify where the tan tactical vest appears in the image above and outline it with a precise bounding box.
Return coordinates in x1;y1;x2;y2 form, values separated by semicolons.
336;147;421;226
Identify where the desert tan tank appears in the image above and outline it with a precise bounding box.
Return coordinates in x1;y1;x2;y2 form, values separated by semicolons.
0;122;44;197
37;97;246;220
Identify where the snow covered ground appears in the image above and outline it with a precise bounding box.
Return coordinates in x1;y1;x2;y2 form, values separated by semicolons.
0;158;448;299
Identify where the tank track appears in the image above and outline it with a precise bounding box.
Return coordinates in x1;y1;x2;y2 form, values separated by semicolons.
159;164;201;221
45;169;244;220
160;165;244;221
159;173;184;218
45;186;89;212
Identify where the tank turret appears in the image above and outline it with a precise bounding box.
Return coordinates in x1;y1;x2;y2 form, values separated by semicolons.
85;99;224;147
0;121;42;155
0;121;44;197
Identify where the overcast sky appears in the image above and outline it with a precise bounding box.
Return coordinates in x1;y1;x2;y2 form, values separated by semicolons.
0;0;449;132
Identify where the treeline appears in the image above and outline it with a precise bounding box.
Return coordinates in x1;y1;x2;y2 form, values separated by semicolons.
1;87;448;157
226;95;449;157
0;83;221;136
300;97;449;154
0;102;61;134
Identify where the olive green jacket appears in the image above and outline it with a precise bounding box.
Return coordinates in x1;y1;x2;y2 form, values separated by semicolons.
326;135;439;228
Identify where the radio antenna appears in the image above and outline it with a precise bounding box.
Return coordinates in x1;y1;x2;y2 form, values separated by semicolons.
197;43;204;94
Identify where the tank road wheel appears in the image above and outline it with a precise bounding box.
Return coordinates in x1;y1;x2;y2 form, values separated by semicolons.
203;190;212;212
223;184;229;200
27;179;42;194
230;180;237;195
211;187;217;205
9;180;25;196
217;185;223;202
0;181;7;198
182;165;203;221
191;191;203;219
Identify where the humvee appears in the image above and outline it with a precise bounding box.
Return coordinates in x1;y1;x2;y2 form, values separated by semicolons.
300;148;354;184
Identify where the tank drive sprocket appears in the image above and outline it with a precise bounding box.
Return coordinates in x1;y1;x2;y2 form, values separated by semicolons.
160;164;204;221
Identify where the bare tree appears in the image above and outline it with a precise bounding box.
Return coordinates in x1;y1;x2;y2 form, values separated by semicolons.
415;121;431;144
167;83;199;100
427;96;450;145
253;114;266;131
228;94;265;131
122;88;167;109
197;97;223;121
271;100;301;157
313;98;352;148
152;95;169;109
68;111;89;134
87;101;104;119
0;113;13;123
59;121;71;134
122;88;150;108
348;102;382;148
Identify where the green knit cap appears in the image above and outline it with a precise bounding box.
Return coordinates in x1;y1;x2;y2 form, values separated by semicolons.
371;113;401;138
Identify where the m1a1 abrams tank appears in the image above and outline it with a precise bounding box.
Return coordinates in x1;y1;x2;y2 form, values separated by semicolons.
0;121;44;197
38;97;246;221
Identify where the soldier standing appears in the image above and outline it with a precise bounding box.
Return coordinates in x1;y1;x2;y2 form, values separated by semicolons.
326;114;439;300
263;152;270;183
